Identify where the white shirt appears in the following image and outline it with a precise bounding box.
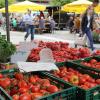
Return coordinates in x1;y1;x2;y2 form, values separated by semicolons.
87;15;91;28
23;13;35;25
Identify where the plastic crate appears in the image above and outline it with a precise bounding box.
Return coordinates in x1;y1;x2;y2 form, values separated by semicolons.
0;63;17;73
44;62;100;100
0;87;12;100
72;56;100;74
96;56;100;58
0;68;76;100
0;68;17;74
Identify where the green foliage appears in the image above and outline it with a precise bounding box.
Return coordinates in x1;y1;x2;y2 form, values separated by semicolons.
0;0;15;8
50;0;76;6
16;0;25;1
93;32;100;43
50;0;93;6
0;36;16;62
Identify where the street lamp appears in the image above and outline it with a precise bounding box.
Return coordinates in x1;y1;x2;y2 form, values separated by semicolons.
5;0;10;41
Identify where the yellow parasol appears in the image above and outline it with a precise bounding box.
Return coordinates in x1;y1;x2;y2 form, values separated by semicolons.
66;0;92;6
62;0;100;14
0;0;46;13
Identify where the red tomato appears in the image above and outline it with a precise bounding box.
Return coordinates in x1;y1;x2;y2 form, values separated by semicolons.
62;77;68;82
90;59;97;64
47;85;58;93
80;85;89;90
18;80;28;88
42;80;51;88
89;83;96;88
11;78;18;86
96;79;100;84
83;74;91;80
12;94;19;100
31;85;40;93
59;72;66;78
19;93;31;100
0;74;3;78
59;67;67;73
29;76;36;83
19;87;29;94
37;79;50;86
31;93;43;100
28;83;33;89
87;78;95;83
0;78;11;88
84;82;90;88
15;73;23;80
39;89;48;95
33;75;40;81
79;77;86;85
10;88;18;96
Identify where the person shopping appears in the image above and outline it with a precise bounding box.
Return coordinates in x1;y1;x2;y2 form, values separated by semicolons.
81;0;99;51
23;10;36;41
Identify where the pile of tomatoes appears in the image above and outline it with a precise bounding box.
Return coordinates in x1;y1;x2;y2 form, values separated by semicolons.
28;41;92;62
51;66;100;90
0;73;60;100
81;59;100;69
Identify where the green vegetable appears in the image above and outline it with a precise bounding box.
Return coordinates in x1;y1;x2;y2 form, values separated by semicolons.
0;36;16;63
93;32;100;43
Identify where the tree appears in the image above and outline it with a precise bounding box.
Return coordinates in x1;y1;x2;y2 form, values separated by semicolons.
0;0;15;8
50;0;94;6
17;0;25;1
50;0;76;6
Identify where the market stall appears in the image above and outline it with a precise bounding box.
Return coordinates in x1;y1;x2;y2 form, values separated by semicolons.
0;38;100;99
0;0;46;13
61;0;100;14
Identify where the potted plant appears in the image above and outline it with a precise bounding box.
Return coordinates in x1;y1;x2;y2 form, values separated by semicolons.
93;29;100;43
0;36;16;69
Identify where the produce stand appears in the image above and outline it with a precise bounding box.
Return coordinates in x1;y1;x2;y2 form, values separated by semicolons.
72;56;100;74
0;40;100;100
0;68;76;100
44;61;100;100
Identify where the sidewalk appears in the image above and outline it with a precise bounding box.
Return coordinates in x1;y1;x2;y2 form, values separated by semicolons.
0;28;100;49
0;28;74;44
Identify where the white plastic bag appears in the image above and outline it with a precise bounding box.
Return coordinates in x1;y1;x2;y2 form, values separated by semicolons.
11;51;30;63
75;34;89;46
17;41;39;52
38;48;55;63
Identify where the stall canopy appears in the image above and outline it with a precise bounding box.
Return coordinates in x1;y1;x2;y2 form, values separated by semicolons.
62;0;100;14
0;0;46;13
66;0;92;6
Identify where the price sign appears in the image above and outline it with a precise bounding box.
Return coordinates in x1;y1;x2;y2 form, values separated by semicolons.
17;62;59;72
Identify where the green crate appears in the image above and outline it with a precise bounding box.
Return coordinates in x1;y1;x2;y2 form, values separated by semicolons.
72;56;100;74
96;56;100;58
44;62;100;100
0;68;17;74
0;87;12;100
0;69;76;100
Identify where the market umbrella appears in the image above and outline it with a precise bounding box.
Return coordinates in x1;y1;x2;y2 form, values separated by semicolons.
66;0;92;6
62;0;100;14
61;0;92;13
0;0;46;13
